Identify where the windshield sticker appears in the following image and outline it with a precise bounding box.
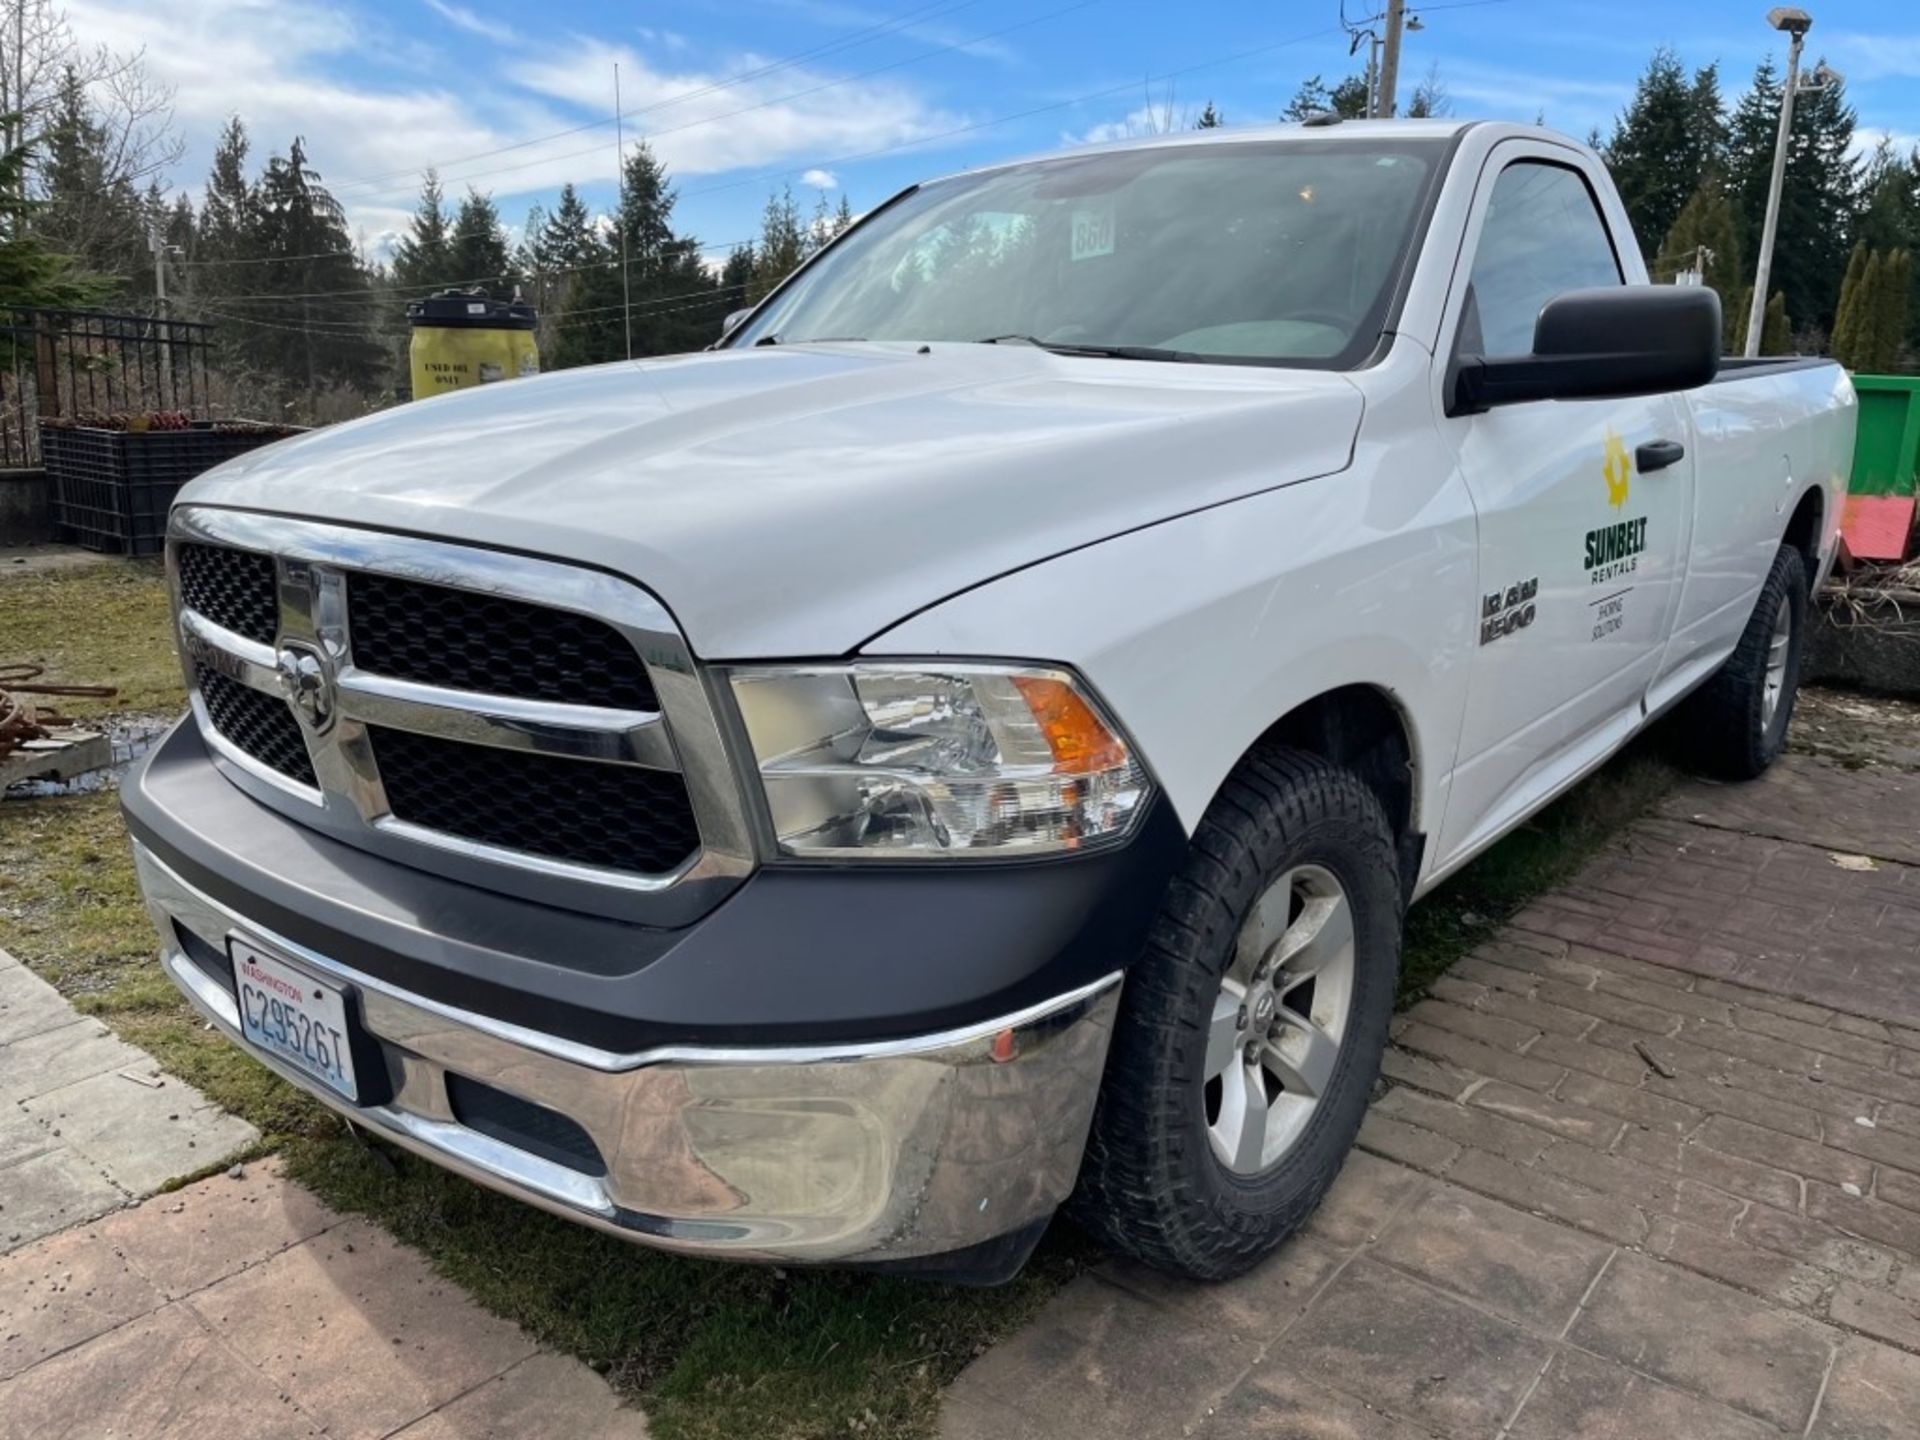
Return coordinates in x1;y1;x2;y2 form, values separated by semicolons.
1071;205;1115;262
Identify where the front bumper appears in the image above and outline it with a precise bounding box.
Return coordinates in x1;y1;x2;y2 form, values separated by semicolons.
135;840;1121;1269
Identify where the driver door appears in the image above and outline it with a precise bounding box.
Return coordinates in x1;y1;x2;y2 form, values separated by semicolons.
1434;151;1696;870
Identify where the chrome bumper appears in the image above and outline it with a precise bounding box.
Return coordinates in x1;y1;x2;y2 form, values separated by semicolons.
133;841;1119;1266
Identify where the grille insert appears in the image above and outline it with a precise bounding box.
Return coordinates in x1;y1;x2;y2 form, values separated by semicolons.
197;665;316;787
445;1073;606;1176
178;543;278;646
346;571;657;711
368;726;700;874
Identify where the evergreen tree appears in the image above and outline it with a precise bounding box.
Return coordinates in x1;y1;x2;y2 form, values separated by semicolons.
391;170;454;293
244;137;385;393
749;184;806;301
832;193;854;236
1830;242;1869;366
1406;64;1450;119
1661;181;1744;289
0;120;109;348
448;187;514;297
1195;101;1223;129
1602;50;1725;261
33;67;148;292
1860;250;1910;372
718;244;755;315
1760;290;1791;355
1282;75;1368;122
1726;56;1860;332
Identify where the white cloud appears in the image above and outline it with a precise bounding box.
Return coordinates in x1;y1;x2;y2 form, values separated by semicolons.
1828;33;1920;84
420;0;517;45
61;0;959;253
1063;103;1186;147
801;167;837;189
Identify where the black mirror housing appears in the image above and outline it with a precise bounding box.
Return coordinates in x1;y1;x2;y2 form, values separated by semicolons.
1452;286;1721;414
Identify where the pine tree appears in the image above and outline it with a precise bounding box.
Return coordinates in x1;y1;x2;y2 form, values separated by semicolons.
1602;50;1725;261
1830;242;1869;366
718;245;755;315
0;121;108;348
1195;101;1223;129
391;170;454;293
749;185;806;302
1406;64;1450;119
1761;290;1791;355
832;193;854;237
448;187;514;297
1282;75;1367;122
32;68;148;292
1859;250;1910;372
1661;181;1743;290
245;137;385;394
1726;56;1861;332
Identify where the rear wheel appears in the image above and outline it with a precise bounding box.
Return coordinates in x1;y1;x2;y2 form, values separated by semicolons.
1072;747;1401;1280
1672;543;1807;780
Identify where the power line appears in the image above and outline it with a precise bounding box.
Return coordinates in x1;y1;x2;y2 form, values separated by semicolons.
673;19;1352;204
332;0;1101;204
325;0;991;194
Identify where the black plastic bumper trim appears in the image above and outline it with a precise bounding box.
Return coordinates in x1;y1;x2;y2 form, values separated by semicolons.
124;718;1186;1053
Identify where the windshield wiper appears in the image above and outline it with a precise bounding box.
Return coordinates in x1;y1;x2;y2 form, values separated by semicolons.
976;334;1200;362
754;333;867;346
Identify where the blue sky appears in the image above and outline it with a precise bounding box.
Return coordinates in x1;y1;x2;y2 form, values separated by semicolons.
68;0;1920;264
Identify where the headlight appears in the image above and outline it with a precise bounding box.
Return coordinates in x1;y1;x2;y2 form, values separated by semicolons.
726;663;1150;858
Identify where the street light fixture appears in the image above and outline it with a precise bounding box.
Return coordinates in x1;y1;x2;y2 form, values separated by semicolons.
1744;7;1816;356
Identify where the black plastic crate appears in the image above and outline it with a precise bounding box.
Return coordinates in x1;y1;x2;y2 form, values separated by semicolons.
42;422;299;555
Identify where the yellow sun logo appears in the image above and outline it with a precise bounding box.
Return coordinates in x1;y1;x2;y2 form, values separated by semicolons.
1603;429;1632;510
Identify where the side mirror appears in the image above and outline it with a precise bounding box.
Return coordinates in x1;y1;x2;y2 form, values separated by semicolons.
720;306;754;339
1452;287;1721;414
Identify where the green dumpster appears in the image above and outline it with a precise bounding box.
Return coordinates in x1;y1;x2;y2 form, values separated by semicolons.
1849;374;1920;498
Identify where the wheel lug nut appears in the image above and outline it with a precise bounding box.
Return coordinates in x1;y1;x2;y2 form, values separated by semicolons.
1244;1042;1261;1065
1236;1004;1249;1030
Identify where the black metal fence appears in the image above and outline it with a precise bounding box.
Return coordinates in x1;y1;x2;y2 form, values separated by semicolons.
0;307;214;469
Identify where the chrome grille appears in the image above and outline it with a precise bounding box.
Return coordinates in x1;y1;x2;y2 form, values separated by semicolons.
166;507;753;924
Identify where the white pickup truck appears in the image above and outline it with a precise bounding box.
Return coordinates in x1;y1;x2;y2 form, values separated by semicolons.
126;118;1856;1284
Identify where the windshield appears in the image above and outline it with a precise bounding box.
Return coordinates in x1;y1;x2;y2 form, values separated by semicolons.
731;138;1445;367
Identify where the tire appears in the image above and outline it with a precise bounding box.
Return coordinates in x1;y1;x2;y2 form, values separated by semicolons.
1672;543;1807;781
1071;746;1402;1280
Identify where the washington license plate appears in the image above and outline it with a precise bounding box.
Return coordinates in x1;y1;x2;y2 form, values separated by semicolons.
230;937;358;1101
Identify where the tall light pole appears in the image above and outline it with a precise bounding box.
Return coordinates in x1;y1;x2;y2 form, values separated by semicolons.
1744;7;1812;357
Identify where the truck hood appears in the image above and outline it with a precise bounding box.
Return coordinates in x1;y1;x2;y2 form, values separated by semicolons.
183;342;1364;657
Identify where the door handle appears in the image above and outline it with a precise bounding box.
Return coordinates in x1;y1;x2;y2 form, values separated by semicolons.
1636;439;1685;473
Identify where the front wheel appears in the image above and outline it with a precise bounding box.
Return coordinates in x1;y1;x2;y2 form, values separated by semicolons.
1672;543;1807;780
1071;747;1401;1280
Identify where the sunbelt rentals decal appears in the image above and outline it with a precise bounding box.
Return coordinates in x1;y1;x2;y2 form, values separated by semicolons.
1584;428;1648;585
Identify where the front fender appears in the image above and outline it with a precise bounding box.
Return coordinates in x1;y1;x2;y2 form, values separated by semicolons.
865;460;1480;875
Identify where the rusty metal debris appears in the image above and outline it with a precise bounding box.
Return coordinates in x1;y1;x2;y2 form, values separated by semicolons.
1;664;119;790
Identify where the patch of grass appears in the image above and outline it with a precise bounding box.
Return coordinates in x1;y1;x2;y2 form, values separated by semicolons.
1398;741;1678;1003
1;559;182;717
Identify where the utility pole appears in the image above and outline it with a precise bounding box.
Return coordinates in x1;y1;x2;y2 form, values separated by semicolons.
1377;0;1406;118
613;61;633;361
150;225;169;318
1745;8;1812;357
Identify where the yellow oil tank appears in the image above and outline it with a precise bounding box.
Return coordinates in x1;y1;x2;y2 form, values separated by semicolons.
407;290;540;399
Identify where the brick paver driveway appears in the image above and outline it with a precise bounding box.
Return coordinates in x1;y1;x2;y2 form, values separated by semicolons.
942;749;1920;1440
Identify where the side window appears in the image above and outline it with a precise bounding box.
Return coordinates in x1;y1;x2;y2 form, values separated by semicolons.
1464;162;1623;356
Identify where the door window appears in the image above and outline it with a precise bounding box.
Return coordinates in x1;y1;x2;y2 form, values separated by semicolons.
1464;162;1622;356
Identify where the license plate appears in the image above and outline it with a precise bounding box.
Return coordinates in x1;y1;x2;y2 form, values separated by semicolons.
230;937;358;1101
